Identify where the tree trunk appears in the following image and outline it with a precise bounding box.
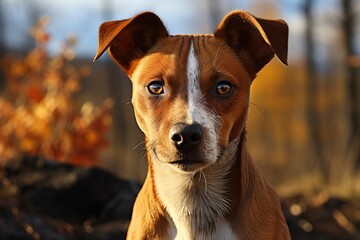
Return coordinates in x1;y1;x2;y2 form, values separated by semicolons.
303;0;327;181
0;0;6;90
341;0;360;164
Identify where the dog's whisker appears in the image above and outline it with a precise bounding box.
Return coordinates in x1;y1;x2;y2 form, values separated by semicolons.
212;48;225;72
139;151;148;166
212;46;222;67
214;59;225;72
121;98;132;105
200;170;208;195
132;141;146;151
249;102;269;119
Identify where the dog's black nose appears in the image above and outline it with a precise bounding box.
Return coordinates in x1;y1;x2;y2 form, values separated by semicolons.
170;123;203;150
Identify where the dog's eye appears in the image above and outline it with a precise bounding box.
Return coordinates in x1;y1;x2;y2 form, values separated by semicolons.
147;81;164;95
216;81;233;96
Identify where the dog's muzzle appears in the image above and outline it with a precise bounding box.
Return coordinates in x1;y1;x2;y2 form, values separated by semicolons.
169;123;203;151
167;123;208;171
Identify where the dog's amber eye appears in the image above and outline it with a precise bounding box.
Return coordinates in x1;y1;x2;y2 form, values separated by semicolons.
147;81;164;95
216;81;232;96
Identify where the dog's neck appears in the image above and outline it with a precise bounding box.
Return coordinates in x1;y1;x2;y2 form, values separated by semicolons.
151;137;243;239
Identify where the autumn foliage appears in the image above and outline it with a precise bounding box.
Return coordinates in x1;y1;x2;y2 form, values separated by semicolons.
0;17;112;166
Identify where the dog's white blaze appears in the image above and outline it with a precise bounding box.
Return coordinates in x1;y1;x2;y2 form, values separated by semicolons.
186;41;202;123
186;41;219;164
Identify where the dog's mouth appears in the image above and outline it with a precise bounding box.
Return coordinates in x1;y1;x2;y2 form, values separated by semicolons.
169;159;204;165
152;146;209;172
150;136;224;172
168;158;208;172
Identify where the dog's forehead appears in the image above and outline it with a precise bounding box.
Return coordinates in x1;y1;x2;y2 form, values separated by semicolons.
148;35;219;60
131;34;249;86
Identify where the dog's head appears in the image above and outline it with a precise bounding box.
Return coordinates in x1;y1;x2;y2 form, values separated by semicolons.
94;11;288;172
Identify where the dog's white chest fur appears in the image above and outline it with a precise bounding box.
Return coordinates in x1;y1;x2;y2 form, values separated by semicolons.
153;153;238;240
169;219;236;240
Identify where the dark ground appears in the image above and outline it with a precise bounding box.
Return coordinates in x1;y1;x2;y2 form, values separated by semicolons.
0;156;359;240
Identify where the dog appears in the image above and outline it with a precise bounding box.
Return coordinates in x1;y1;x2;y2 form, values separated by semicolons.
94;10;290;240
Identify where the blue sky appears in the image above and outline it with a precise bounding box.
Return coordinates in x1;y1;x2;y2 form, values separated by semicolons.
2;0;349;64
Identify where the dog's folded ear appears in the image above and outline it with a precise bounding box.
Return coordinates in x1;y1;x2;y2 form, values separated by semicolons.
214;11;288;75
94;12;169;74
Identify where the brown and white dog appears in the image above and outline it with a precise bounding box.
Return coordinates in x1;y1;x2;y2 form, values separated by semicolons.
94;10;290;240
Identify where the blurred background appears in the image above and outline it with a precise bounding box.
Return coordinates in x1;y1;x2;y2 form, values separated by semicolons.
0;0;359;239
1;0;360;198
0;0;360;237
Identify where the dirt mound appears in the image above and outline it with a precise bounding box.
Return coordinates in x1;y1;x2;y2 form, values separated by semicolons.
0;156;359;239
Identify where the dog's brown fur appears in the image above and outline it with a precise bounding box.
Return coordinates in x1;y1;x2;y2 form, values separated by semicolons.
95;10;290;240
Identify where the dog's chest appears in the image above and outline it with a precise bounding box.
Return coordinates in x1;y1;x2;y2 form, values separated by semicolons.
167;218;237;240
154;163;237;239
